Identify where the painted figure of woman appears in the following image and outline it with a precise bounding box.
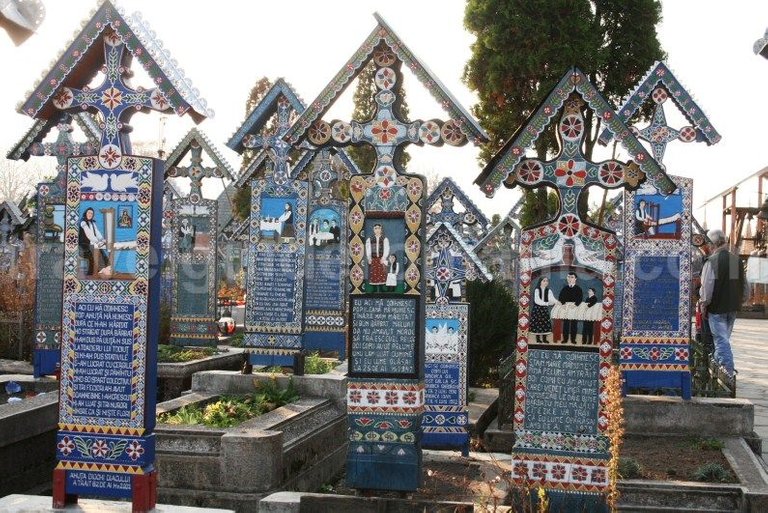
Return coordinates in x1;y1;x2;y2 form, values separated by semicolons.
531;276;557;343
386;253;399;292
279;202;295;242
365;223;389;292
78;207;110;277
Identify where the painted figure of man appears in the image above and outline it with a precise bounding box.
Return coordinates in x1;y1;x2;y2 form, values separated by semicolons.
698;229;747;378
557;272;583;344
365;223;389;292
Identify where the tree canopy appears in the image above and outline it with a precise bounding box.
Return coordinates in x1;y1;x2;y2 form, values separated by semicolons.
464;0;665;164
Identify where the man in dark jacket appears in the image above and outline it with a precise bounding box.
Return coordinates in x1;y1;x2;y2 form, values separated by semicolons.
699;229;747;378
558;272;583;344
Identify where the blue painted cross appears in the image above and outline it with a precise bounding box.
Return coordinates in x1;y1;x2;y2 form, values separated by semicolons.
166;141;226;201
29;117;97;189
633;88;697;164
50;28;172;169
242;96;293;185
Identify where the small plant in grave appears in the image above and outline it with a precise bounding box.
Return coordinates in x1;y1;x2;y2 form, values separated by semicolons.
157;344;216;363
691;462;735;483
158;377;299;428
304;352;335;374
617;457;643;479
687;436;725;451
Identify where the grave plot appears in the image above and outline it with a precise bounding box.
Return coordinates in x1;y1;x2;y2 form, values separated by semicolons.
165;129;235;347
475;67;674;511
284;13;486;492
15;1;211;510
6;114;99;376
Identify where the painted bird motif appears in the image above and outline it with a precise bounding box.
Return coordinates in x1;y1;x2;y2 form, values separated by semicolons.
109;172;138;192
81;171;109;191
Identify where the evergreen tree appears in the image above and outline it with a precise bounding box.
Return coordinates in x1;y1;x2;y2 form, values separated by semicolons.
464;0;665;226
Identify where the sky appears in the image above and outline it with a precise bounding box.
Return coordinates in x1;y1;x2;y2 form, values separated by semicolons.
2;0;768;228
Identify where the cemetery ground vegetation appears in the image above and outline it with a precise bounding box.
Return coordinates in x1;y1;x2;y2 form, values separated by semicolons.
467;279;518;387
157;344;217;363
158;377;299;428
303;351;335;374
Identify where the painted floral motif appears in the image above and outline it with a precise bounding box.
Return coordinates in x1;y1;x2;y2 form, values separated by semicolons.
126;440;144;461
332;121;353;143
308;120;331;145
652;87;668;104
560;114;583;140
513;461;529;478
371;119;400;144
440;120;465;146
101;87;123;109
555;159;587;187
551;464;567;480
516;160;543;184
557;214;580;238
532;462;548;480
57;436;75;456
599;162;623;185
571;466;588;482
419;121;441;144
375;67;397;90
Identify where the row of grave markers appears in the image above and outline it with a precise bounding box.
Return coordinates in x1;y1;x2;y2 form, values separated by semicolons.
5;1;720;509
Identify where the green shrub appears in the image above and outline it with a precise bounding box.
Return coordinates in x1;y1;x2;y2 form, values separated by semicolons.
692;462;733;483
466;280;518;387
304;352;334;374
157;344;215;363
688;437;725;451
158;377;299;428
228;332;244;347
617;457;643;479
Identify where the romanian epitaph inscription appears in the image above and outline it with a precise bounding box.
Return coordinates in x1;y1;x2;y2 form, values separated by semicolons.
37;249;64;326
630;256;680;332
73;302;135;419
176;263;209;317
350;297;417;377
252;251;299;324
305;255;343;311
525;349;599;433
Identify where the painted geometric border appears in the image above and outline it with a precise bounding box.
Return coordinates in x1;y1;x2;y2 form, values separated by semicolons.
246;178;308;333
169;197;218;340
513;224;618;439
58;155;154;432
348;174;425;295
511;453;609;493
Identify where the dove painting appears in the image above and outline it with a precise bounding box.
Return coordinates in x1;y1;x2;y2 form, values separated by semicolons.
109;172;139;192
80;171;109;192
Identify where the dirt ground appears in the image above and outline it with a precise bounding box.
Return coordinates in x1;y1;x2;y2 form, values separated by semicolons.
325;434;738;506
620;435;738;482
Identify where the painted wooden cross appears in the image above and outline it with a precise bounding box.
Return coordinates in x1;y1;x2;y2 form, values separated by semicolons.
475;68;673;512
166;136;230;202
285;14;487;493
50;27;173;169
16;2;211;511
29;117;99;186
242;95;294;185
597;61;719;399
